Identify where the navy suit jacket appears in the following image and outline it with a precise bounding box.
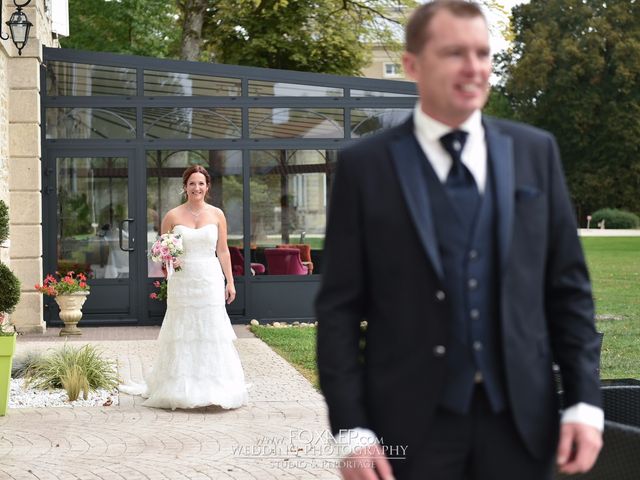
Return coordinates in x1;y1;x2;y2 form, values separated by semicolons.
315;116;601;460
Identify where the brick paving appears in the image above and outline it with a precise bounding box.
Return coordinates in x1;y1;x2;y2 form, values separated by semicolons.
0;326;340;480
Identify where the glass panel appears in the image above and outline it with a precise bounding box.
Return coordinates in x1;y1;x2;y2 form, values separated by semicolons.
248;80;343;97
46;108;136;139
351;108;412;138
144;70;241;96
57;157;129;279
350;89;416;98
249;108;344;139
146;150;243;277
144;108;242;140
46;61;137;96
250;150;337;275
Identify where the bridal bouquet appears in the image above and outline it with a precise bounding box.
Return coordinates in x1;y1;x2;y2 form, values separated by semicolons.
149;233;184;279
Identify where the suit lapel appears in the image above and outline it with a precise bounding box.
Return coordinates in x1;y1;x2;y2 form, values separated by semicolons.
389;119;444;280
484;118;515;274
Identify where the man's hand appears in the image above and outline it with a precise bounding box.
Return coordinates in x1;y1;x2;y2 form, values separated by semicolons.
340;444;395;480
556;422;602;474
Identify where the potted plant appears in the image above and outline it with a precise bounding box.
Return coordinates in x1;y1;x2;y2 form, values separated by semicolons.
36;271;90;336
0;262;21;416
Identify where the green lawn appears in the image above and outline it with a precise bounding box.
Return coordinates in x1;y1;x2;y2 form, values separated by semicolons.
582;237;640;379
250;326;319;388
253;237;640;385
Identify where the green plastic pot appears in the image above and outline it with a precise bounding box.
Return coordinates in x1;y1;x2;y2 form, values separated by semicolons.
0;333;16;416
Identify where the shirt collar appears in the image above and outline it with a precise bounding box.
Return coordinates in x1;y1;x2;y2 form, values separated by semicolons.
413;104;483;142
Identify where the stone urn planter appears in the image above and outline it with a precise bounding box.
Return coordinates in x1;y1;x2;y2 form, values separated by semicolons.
56;291;90;336
0;332;17;416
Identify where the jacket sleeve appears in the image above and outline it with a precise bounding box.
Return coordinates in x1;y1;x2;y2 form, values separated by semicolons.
544;134;602;409
315;149;370;433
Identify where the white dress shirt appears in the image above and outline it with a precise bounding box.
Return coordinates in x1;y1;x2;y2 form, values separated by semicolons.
413;106;487;193
336;105;604;456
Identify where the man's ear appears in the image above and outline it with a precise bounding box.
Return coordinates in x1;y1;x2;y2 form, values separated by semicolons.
402;51;418;81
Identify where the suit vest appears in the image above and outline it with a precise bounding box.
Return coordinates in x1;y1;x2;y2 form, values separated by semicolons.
419;148;507;414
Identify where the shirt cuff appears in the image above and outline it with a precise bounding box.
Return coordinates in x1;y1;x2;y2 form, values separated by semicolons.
561;402;604;432
335;428;380;457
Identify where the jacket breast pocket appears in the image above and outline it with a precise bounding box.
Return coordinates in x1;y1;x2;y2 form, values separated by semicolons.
515;185;542;202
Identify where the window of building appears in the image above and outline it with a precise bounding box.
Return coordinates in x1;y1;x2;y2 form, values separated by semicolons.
384;63;402;78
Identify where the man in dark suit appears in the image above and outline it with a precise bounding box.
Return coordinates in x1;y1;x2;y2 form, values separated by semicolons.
315;1;603;479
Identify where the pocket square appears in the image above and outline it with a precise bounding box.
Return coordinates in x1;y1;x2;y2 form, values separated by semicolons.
515;185;542;200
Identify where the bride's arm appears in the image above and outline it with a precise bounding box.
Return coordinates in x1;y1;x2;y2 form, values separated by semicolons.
215;209;236;304
160;210;174;235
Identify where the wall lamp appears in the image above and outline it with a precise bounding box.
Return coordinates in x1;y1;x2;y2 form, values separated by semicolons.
1;0;33;56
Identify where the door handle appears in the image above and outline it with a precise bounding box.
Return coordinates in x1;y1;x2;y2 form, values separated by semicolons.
119;218;134;252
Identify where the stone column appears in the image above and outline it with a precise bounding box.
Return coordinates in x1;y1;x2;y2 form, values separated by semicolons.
5;0;58;333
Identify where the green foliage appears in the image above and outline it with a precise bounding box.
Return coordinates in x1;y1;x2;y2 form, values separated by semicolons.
0;263;21;315
207;0;411;75
497;0;640;219
62;0;417;75
149;279;167;301
25;344;119;400
484;87;514;119
60;0;180;58
0;200;8;243
591;208;640;229
11;350;45;378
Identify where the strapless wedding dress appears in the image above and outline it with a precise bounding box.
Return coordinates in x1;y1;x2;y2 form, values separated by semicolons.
121;224;248;410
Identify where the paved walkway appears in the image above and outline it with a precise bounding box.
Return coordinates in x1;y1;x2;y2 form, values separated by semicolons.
0;327;340;479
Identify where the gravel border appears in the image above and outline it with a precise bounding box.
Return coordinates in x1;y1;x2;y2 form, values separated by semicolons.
8;378;119;408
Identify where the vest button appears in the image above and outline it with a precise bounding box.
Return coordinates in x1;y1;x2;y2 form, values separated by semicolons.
469;249;479;260
470;309;480;320
435;290;446;301
468;278;478;290
473;341;483;351
433;345;446;357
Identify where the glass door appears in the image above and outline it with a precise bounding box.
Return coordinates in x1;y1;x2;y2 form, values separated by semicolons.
44;150;140;323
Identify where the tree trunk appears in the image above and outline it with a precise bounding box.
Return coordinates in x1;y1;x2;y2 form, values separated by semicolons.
180;0;209;61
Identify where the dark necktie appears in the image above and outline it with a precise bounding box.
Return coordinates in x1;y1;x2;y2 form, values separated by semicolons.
440;130;474;189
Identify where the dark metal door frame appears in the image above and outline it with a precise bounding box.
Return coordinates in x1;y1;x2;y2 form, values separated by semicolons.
42;147;144;325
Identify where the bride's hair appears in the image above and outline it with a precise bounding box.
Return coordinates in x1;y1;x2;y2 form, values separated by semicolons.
182;165;212;201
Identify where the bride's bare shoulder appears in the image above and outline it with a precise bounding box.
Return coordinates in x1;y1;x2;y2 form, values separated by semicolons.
161;207;183;232
211;206;225;218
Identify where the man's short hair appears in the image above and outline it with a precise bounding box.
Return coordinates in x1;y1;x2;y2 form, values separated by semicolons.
405;0;486;54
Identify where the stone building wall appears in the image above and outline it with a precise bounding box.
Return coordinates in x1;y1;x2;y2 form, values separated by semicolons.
3;0;60;333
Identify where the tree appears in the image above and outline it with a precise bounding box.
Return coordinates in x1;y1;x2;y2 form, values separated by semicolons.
195;0;418;74
496;0;640;221
60;0;180;58
61;0;417;73
197;0;507;73
61;1;510;75
178;0;210;61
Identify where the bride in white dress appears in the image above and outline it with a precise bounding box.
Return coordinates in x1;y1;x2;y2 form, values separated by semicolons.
122;165;248;410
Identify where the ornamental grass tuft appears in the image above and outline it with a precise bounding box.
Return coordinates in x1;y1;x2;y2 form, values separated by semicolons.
61;364;91;401
11;350;45;378
25;344;118;401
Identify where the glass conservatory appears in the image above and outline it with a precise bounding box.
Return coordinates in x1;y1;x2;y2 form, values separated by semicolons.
41;48;417;325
